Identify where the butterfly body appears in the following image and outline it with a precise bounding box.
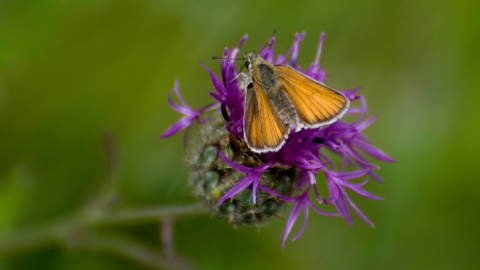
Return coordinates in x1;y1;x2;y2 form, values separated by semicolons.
243;53;350;153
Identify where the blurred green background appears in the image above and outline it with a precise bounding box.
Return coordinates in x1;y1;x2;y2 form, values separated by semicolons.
1;0;479;269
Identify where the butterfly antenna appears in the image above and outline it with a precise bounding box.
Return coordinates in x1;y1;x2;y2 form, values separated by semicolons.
212;56;243;60
238;63;245;74
212;56;245;71
259;30;277;55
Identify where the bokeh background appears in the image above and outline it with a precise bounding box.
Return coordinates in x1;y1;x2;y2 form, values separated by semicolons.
1;0;479;269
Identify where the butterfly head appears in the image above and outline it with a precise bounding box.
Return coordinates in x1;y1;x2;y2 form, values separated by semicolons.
244;52;258;70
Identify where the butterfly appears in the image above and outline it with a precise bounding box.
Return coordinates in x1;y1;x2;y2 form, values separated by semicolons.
243;53;350;153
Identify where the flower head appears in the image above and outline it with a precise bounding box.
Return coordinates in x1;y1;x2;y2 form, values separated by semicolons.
160;32;394;247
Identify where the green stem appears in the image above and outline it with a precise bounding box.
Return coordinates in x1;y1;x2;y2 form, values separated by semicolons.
71;232;192;270
0;216;69;256
96;203;206;225
0;203;205;258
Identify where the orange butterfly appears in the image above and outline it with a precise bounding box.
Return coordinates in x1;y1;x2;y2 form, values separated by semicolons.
243;53;350;153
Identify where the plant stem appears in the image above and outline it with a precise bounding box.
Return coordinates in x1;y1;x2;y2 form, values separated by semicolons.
96;203;206;225
0;203;205;258
71;232;192;270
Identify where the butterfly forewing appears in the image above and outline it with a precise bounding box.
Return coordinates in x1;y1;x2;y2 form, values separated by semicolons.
244;84;264;150
276;65;349;127
244;81;288;152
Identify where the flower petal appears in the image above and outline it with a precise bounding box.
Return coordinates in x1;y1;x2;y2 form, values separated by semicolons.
258;185;298;202
282;199;304;248
291;202;309;241
200;62;227;96
217;173;258;205
334;190;353;224
217;149;256;173
159;115;195;138
308;200;341;216
354;139;396;162
345;195;374;227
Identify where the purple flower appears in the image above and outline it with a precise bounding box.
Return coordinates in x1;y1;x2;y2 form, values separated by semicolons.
159;80;218;146
160;32;394;247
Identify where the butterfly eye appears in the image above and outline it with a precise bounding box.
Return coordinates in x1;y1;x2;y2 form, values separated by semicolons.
244;60;250;69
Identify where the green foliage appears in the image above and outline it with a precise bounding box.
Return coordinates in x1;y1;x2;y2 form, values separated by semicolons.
1;0;479;269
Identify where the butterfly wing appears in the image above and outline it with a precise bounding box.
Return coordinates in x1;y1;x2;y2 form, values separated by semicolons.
244;81;289;153
244;83;264;150
275;65;350;128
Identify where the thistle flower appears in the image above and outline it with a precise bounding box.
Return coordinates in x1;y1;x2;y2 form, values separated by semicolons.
160;32;394;247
